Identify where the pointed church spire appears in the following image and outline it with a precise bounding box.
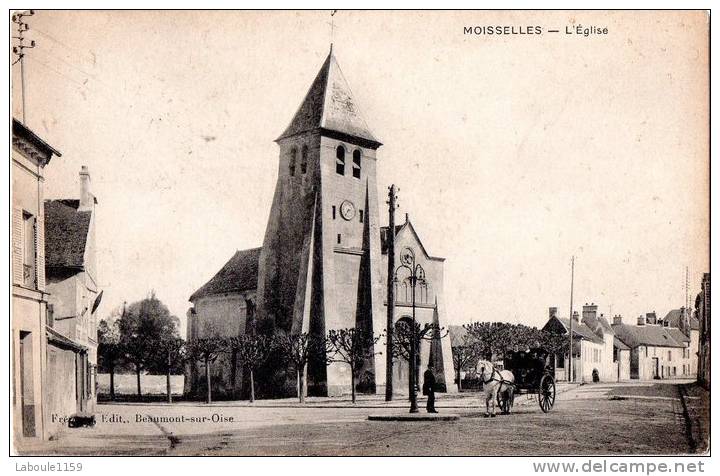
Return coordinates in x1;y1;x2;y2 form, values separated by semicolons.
277;50;381;148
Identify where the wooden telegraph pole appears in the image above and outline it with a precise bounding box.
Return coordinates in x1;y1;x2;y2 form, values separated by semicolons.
12;10;36;124
568;256;575;383
385;184;398;401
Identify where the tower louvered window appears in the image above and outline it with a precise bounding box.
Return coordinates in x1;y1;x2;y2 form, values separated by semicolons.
352;150;361;178
336;146;345;175
289;148;297;176
301;145;308;174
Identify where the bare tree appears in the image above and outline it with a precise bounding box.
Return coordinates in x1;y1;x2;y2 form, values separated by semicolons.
325;328;382;403
186;322;227;403
451;327;482;391
151;336;185;403
274;332;322;403
228;333;271;403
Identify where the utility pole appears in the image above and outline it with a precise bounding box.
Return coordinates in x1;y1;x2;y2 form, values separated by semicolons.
385;184;398;401
568;256;575;383
684;266;690;331
12;10;36;124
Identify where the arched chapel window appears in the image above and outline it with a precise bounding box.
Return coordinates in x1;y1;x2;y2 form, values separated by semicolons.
336;145;345;175
301;145;308;174
289;148;297;177
352;150;361;179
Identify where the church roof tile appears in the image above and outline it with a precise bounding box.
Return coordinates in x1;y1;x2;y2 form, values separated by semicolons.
190;247;262;302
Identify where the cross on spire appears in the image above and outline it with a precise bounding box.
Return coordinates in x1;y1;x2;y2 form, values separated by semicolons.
327;10;338;52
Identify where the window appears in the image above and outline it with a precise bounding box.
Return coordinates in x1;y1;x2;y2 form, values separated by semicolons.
359;210;364;223
22;211;36;288
352;149;361;179
337;234;341;244
668;350;672;362
332;206;336;220
301;145;308;174
336;146;345;175
289;148;297;177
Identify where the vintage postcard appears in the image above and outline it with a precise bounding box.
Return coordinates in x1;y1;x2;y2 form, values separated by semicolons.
8;9;710;461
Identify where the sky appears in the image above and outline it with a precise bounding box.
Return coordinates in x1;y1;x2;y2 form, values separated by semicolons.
11;11;709;334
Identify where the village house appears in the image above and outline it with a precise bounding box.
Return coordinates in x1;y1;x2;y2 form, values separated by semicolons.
543;304;617;383
44;165;101;436
11;118;61;441
659;307;700;378
611;314;689;380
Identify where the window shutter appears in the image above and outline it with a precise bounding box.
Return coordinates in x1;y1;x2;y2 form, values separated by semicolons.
36;216;45;291
12;207;23;285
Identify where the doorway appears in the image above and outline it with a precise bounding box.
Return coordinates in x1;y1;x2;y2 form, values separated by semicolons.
19;331;35;437
652;357;660;379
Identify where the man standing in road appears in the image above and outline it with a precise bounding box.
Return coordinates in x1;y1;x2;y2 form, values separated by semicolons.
423;364;438;413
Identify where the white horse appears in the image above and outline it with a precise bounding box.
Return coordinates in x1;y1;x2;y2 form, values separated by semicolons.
478;360;515;417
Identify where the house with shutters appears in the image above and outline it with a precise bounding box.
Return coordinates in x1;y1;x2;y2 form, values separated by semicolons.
11;118;61;442
542;304;617;383
659;308;700;378
611;313;690;380
43;165;101;436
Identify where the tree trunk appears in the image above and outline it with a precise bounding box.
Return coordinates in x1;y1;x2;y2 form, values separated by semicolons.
166;351;172;403
136;366;142;397
109;365;116;401
205;357;212;404
297;368;305;403
350;365;356;404
457;368;462;391
249;368;255;403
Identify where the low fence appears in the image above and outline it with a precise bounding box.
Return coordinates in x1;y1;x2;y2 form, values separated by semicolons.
97;373;185;396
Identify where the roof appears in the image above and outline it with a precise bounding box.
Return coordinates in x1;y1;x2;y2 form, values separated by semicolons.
12;118;62;163
611;323;686;349
661;308;699;331
665;327;690;344
613;336;631;351
46;326;86;352
544;317;604;344
597;316;615;335
190;247;262;301
44;199;92;269
276;50;381;148
379;220;445;262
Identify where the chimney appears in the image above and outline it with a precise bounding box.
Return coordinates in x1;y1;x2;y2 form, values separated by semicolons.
637;315;646;326
405;213;409;224
572;311;580;322
549;307;558;319
646;312;657;325
582;302;598;321
613;314;623;325
79;165;93;211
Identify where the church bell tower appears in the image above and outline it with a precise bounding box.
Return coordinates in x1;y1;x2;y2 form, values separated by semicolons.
256;49;386;396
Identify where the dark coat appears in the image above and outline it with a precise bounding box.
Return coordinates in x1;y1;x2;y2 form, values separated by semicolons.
422;369;436;395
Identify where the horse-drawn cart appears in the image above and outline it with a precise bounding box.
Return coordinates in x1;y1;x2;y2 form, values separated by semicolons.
497;350;556;414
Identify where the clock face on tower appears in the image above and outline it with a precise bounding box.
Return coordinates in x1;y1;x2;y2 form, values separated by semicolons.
340;200;356;220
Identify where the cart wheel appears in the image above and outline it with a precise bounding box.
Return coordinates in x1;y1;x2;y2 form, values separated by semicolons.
497;390;511;415
538;374;556;413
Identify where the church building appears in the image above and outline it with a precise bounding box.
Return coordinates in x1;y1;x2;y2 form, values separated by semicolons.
186;49;455;399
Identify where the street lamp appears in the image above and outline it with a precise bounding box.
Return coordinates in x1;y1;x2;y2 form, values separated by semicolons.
394;246;426;413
